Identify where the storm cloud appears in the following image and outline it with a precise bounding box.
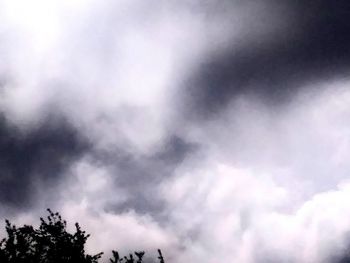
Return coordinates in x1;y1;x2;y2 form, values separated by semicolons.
0;115;89;209
0;1;350;263
183;0;350;118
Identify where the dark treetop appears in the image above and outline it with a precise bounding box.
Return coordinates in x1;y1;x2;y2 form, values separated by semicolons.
0;209;165;263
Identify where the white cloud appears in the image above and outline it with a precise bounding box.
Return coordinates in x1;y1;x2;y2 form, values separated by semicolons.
0;0;211;153
153;81;350;262
157;155;350;263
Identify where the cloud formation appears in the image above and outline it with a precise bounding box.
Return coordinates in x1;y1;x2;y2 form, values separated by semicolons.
0;115;89;210
1;1;350;263
182;0;350;118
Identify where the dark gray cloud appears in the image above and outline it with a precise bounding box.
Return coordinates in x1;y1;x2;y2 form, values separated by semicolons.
99;135;198;216
182;0;350;118
0;114;90;209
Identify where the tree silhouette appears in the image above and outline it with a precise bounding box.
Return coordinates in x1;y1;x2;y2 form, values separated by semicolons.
0;209;103;263
0;209;165;263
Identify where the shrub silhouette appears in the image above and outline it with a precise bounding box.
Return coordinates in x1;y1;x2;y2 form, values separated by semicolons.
0;209;165;263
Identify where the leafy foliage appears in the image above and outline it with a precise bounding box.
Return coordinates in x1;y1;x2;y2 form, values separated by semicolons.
0;209;102;263
0;209;165;263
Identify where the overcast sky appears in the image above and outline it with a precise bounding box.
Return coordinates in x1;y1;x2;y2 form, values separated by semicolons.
1;1;350;262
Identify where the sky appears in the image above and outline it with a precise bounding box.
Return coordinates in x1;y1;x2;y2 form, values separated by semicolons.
1;0;350;262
